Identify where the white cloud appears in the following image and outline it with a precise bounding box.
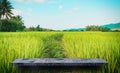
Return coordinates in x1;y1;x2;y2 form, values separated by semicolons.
26;8;33;16
13;0;25;2
47;0;60;4
73;7;79;11
12;9;22;16
27;8;33;12
35;0;44;3
13;0;61;3
26;13;32;16
68;24;78;28
13;0;45;3
59;5;63;9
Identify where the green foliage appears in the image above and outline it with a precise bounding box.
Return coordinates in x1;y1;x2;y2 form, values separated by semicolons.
0;0;25;32
101;27;111;32
86;25;101;31
86;25;110;31
11;16;25;31
0;22;1;28
0;19;17;31
27;25;54;31
0;19;25;32
36;25;43;31
42;33;65;58
0;0;13;19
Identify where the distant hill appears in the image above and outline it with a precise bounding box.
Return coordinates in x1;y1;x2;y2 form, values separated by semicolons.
102;23;120;29
63;23;120;31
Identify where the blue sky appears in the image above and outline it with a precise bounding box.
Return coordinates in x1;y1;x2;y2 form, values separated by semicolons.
11;0;120;30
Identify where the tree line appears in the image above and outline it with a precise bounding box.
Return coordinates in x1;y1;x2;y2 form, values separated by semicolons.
24;25;54;31
86;25;110;32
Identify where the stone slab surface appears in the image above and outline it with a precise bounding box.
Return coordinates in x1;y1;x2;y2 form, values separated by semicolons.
12;58;108;66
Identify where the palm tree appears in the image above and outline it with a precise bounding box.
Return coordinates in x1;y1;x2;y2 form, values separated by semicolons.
0;0;13;19
11;15;24;25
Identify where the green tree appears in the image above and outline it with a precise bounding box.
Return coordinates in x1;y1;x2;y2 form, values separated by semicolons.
86;25;101;31
101;27;110;32
36;25;40;31
0;19;17;31
29;27;35;31
0;0;13;19
86;25;110;32
0;20;2;30
11;16;25;31
0;17;25;32
0;0;25;32
11;16;23;24
36;25;43;31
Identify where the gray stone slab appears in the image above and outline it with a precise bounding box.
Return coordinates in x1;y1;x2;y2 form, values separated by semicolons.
12;58;108;67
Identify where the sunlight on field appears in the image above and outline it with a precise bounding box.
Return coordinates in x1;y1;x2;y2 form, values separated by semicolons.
0;32;57;73
0;32;120;73
62;32;120;73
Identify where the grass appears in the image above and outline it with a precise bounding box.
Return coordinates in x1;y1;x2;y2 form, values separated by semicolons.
0;32;58;73
0;32;120;73
42;33;65;58
62;32;120;73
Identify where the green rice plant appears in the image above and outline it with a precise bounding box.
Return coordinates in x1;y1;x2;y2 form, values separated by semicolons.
42;33;65;58
0;32;119;73
62;32;120;73
0;32;57;73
